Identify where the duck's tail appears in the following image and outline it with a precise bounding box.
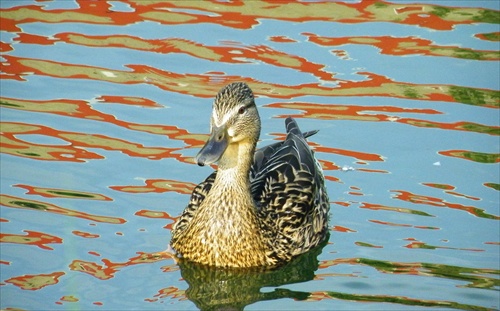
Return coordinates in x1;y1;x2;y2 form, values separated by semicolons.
285;117;318;139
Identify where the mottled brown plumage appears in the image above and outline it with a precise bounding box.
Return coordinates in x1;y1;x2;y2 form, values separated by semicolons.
170;82;329;268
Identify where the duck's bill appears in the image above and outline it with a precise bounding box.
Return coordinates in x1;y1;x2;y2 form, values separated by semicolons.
195;126;228;166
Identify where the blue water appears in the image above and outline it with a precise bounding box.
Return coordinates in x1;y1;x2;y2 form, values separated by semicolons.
1;1;499;310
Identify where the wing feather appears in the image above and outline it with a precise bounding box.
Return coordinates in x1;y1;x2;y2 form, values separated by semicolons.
250;117;329;261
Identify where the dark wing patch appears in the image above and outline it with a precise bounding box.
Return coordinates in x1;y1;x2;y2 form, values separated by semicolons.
250;117;329;261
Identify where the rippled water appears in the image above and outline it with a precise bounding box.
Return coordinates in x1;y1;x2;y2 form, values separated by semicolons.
1;1;499;310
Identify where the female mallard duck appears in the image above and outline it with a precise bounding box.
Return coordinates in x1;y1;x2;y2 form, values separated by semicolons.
170;82;329;268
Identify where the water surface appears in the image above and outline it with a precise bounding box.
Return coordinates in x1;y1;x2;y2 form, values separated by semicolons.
1;1;499;310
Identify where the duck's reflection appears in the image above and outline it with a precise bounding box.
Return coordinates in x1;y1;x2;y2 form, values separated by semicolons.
177;237;329;311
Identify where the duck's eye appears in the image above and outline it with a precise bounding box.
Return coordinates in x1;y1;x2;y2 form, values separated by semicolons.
238;106;246;115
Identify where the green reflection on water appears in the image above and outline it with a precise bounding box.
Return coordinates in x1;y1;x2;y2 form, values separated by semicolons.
326;291;492;311
473;9;500;24
10;201;48;211
461;151;500;163
484;183;500;191
47;190;94;198
449;86;500;107
430;6;453;18
357;258;500;290
176;237;328;311
480;32;500;41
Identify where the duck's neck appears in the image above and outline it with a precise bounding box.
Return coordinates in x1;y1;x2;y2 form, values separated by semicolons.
215;140;255;186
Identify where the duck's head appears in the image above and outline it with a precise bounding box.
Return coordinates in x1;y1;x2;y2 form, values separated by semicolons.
196;82;261;167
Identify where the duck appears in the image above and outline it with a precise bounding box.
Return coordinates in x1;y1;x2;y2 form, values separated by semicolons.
170;82;329;268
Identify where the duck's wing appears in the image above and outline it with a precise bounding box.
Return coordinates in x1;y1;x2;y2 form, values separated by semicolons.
250;129;318;180
250;117;329;261
171;170;216;239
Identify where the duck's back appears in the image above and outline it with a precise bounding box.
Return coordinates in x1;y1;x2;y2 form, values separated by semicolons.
250;117;330;262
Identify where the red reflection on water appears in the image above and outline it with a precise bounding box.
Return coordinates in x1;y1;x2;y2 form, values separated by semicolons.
392;190;499;220
111;179;196;195
5;271;65;290
1;96;205;154
439;150;500;163
98;95;161;108
0;1;486;34
312;144;384;162
267;101;438;121
57;295;79;305
72;230;100;239
0;41;12;53
1;122;104;162
1;121;183;162
423;185;483;201
4;54;491;105
135;209;177;229
69;252;172;280
14;184;113;201
405;240;484;252
14;33;58;45
360;202;435;217
48;33;334;82
267;102;499;135
332;225;357;233
0;230;62;250
145;286;186;303
269;35;297;43
355;241;383;248
305;33;500;60
370;220;438;230
0;194;126;224
484;242;500;245
422;183;455;190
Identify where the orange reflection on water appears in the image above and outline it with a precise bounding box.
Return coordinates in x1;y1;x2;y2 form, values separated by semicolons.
306;33;500;61
267;101;441;122
44;33;334;82
0;230;63;250
312;144;384;162
404;240;484;252
145;286;186;303
332;225;357;233
111;179;196;195
58;295;79;303
4;54;497;107
14;184;112;201
0;121;184;162
1;96;206;154
135;209;177;230
355;241;383;248
72;230;100;239
360;202;434;217
268;102;499;135
1;122;103;162
422;182;481;201
0;1;492;34
5;271;65;290
369;219;439;230
0;194;126;224
69;251;172;280
392;190;499;220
